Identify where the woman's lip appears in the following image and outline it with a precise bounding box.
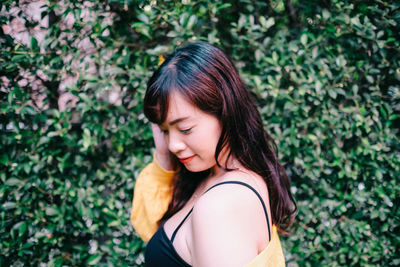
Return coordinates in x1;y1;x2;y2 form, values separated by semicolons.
179;155;195;164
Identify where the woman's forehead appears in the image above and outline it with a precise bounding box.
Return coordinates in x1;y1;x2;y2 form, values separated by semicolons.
161;91;199;126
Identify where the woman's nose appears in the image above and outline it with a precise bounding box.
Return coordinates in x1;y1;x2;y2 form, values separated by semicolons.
167;132;186;154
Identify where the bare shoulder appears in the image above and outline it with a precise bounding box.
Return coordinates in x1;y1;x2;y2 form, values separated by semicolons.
217;169;269;200
189;171;271;266
193;169;271;228
194;171;268;216
193;169;273;237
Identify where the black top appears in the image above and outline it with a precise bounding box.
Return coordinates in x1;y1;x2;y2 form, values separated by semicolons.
145;181;271;267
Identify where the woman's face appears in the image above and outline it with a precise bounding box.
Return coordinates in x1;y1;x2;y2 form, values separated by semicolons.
159;91;222;173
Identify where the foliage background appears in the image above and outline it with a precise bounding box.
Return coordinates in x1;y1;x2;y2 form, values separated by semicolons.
1;0;399;266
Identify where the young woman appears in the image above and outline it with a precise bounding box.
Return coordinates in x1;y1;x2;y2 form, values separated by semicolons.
131;42;296;267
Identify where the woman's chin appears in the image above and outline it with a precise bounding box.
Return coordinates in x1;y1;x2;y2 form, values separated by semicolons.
185;165;206;173
184;163;216;173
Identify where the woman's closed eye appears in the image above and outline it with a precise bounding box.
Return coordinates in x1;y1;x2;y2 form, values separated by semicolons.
180;128;192;134
159;128;191;135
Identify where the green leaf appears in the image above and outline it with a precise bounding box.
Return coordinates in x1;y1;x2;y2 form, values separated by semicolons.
137;13;149;24
45;207;59;216
5;178;23;186
18;221;28;236
30;36;39;52
11;54;27;62
3;202;17;210
108;220;120;227
0;154;9;165
187;15;197;30
87;254;102;265
260;17;275;30
300;34;308;46
328;90;337;99
238;14;246;30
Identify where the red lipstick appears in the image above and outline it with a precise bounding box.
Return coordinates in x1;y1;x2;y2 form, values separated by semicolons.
179;155;195;164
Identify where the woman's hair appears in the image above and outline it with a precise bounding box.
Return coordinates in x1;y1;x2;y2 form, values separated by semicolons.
143;42;296;232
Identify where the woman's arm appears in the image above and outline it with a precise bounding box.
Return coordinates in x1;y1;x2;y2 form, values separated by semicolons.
130;124;176;242
190;183;269;267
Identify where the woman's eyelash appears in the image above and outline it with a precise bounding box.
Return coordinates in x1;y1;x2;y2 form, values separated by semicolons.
180;128;192;134
160;128;191;134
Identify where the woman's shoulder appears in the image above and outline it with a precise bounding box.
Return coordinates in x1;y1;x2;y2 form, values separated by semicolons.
189;170;271;263
193;169;270;225
213;169;269;200
196;171;269;212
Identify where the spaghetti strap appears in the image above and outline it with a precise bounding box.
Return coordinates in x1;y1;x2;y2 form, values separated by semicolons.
171;207;194;243
170;180;271;243
204;181;271;241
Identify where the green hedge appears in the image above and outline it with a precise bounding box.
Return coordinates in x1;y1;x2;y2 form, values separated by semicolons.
1;0;399;266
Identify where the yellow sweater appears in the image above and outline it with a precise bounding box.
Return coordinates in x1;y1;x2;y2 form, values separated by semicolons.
131;155;286;267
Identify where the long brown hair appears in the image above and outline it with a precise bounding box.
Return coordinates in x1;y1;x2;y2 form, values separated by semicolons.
143;42;296;232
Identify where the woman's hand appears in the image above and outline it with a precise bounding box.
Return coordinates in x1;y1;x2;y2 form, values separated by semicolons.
152;123;174;171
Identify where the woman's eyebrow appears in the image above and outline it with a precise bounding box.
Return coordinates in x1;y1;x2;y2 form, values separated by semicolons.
167;116;190;126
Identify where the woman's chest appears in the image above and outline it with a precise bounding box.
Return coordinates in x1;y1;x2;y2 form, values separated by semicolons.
163;203;196;265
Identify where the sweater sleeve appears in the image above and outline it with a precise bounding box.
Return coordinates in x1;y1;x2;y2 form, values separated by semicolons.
130;153;176;242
